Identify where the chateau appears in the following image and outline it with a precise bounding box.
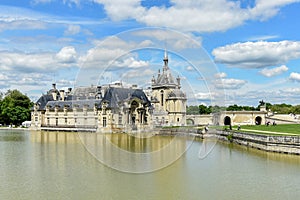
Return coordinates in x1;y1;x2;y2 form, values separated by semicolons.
31;50;187;132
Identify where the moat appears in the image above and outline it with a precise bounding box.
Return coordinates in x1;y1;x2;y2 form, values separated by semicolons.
1;129;300;199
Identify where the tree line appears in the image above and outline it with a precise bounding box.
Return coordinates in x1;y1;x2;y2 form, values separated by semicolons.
0;90;33;126
187;102;300;115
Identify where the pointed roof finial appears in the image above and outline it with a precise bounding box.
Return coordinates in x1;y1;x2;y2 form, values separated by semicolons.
163;46;168;67
164;47;168;60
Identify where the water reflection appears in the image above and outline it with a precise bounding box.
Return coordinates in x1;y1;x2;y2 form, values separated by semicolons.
1;130;300;199
0;129;29;142
78;132;194;173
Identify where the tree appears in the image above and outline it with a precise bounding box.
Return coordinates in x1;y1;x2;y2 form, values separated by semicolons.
186;105;199;114
227;104;241;111
291;105;300;114
199;104;211;114
0;90;33;125
210;105;226;113
270;103;293;114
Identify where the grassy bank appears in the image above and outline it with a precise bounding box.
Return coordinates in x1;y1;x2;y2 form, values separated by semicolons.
230;124;300;136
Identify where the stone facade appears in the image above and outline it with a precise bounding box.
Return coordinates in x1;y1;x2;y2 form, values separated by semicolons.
31;51;187;132
186;106;267;126
150;50;187;126
213;109;267;126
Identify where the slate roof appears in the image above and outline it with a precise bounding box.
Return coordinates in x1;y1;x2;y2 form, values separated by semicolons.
167;89;186;99
152;51;179;88
35;86;150;111
101;87;151;109
36;94;54;110
156;67;176;86
46;99;101;110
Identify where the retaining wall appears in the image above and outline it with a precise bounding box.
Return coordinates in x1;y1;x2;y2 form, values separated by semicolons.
216;130;300;155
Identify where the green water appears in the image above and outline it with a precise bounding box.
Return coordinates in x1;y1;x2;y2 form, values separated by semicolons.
0;129;300;200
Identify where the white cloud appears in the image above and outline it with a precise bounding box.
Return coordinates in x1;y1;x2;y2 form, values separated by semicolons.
56;46;77;63
120;57;149;68
248;35;280;41
56;79;75;87
94;0;145;21
133;29;202;50
250;0;300;20
64;24;81;35
215;78;247;89
63;24;93;36
93;0;300;33
195;92;214;101
0;48;77;73
212;41;300;68
79;36;153;69
214;72;227;78
63;0;81;7
79;47;127;68
289;72;300;82
32;0;80;7
0;72;52;90
260;65;288;77
122;68;154;79
224;86;300;106
185;66;194;71
31;0;53;4
0;19;46;32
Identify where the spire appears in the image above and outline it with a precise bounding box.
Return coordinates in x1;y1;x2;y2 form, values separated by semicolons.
163;48;168;67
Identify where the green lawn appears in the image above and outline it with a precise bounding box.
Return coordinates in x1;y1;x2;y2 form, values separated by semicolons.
232;124;300;135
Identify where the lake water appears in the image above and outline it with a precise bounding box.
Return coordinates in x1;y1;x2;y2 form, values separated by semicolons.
0;129;300;200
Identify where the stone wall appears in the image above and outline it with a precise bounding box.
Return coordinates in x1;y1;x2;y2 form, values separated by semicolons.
216;130;300;155
186;114;213;125
158;128;201;135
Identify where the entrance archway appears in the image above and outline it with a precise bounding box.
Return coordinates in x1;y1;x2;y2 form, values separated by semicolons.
186;118;195;125
224;116;231;126
255;116;262;125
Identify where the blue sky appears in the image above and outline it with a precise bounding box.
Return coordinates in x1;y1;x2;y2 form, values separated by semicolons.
1;0;300;106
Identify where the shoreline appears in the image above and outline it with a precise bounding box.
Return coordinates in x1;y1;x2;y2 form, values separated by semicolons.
0;127;28;130
210;130;300;155
2;126;299;155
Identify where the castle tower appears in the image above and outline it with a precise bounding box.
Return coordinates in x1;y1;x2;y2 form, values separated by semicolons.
151;49;187;126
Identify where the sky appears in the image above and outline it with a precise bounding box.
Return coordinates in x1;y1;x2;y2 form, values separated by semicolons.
1;0;300;107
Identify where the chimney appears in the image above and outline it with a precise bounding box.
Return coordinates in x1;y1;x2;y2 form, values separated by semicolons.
51;83;57;100
60;90;65;101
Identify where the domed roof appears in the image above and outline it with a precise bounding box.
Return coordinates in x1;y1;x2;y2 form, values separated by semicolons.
168;89;186;99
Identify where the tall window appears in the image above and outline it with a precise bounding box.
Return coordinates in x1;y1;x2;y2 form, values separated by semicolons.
103;117;107;127
160;90;164;106
118;114;122;125
47;118;50;125
55;118;58;126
